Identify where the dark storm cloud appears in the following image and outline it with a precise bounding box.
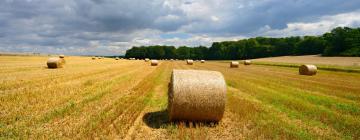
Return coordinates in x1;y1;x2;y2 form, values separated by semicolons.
0;0;360;55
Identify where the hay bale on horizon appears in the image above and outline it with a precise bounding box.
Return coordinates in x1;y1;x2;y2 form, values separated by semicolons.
47;57;64;69
230;61;239;68
58;55;66;64
201;60;205;63
244;60;251;65
168;70;227;121
187;59;194;65
145;58;150;62
151;60;158;66
92;57;96;60
299;65;317;76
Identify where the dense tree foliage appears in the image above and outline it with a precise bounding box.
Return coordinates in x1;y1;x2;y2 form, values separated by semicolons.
125;27;360;59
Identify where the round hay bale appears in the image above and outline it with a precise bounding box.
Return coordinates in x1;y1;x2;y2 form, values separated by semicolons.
244;60;251;65
145;58;150;62
59;55;65;58
168;70;227;121
186;60;194;65
230;61;239;68
299;65;317;76
92;57;96;60
47;57;64;68
115;58;119;60
201;60;205;63
151;60;158;66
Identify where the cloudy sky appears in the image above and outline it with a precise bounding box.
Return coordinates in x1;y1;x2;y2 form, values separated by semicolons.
1;0;360;55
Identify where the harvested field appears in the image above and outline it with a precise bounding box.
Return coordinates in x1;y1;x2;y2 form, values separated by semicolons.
253;55;360;67
1;56;360;139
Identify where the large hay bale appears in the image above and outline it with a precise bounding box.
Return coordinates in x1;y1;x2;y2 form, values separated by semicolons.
244;60;251;65
145;58;150;62
151;60;158;66
230;61;239;68
201;60;205;63
187;59;194;65
299;65;317;75
47;57;64;68
168;70;227;121
59;54;65;58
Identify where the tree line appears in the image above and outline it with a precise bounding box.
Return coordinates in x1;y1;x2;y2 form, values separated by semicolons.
125;27;360;60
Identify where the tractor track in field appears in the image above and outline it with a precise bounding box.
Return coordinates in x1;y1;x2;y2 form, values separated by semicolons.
74;62;170;139
124;62;174;140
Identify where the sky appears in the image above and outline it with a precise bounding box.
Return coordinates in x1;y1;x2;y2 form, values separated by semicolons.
1;0;360;55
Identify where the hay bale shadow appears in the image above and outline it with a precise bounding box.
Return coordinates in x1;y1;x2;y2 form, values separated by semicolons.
143;110;219;129
143;110;169;129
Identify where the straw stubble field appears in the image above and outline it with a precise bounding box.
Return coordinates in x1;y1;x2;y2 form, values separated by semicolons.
1;56;360;139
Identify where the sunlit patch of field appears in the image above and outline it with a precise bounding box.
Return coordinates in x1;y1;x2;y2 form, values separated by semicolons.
1;56;360;139
253;55;360;67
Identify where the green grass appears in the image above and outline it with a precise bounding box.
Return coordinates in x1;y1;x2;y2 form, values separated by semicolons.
252;61;360;73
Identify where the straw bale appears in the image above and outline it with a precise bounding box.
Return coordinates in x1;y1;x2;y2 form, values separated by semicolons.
230;61;239;68
47;57;64;68
168;70;227;121
187;60;194;65
244;60;251;65
299;65;317;75
151;60;158;66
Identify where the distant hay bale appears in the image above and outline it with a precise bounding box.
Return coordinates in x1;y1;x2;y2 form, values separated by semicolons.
92;57;96;60
230;61;239;68
201;60;205;63
47;57;64;68
151;60;158;66
168;70;227;121
145;58;150;62
115;57;119;60
58;55;66;64
186;59;194;65
299;65;317;76
244;60;251;65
